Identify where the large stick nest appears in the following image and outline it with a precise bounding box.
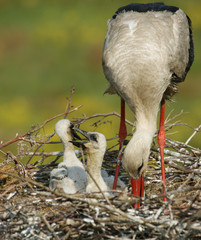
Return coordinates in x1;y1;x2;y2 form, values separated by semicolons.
0;90;201;240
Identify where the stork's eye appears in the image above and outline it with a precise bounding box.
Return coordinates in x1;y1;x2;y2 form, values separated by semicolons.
137;162;143;175
89;134;98;142
70;122;74;129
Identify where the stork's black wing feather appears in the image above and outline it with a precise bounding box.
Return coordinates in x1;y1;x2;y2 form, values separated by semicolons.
112;3;179;19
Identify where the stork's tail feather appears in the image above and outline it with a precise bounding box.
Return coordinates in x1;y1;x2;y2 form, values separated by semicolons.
104;85;117;95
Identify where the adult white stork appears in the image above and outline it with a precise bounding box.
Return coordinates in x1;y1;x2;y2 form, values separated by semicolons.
102;2;194;207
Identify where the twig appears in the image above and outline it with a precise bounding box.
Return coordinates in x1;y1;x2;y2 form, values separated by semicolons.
177;173;194;191
151;146;189;158
15;138;61;145
39;213;61;240
166;138;201;153
1;182;30;197
165;109;184;124
185;124;201;145
64;86;75;119
62;230;71;240
73;112;134;127
167;161;201;174
165;122;201;133
26;151;62;157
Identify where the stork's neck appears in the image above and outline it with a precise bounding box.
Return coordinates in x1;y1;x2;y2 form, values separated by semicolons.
62;140;77;164
86;150;107;191
122;108;158;179
87;151;103;177
135;107;158;137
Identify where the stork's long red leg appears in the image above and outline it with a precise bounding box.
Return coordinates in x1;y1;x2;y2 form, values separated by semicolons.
113;98;127;189
158;98;167;202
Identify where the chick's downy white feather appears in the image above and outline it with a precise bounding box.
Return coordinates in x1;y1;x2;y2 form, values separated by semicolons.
49;119;87;194
79;131;126;193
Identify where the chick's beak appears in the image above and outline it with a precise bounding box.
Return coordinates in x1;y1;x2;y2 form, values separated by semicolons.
69;122;82;140
74;128;90;140
70;140;86;149
70;127;89;150
71;128;82;140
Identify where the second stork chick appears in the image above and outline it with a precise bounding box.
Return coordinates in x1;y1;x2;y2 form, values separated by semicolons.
74;130;126;193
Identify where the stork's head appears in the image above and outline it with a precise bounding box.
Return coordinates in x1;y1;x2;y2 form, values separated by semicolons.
55;119;80;144
122;130;152;179
73;129;107;157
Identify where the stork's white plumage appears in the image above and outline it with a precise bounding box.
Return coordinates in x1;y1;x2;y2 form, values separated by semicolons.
102;3;194;205
49;119;87;194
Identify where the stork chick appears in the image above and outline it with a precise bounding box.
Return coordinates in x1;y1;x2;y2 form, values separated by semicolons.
74;130;126;193
49;119;87;194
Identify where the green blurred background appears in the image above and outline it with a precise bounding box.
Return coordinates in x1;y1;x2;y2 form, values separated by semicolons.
0;0;200;151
